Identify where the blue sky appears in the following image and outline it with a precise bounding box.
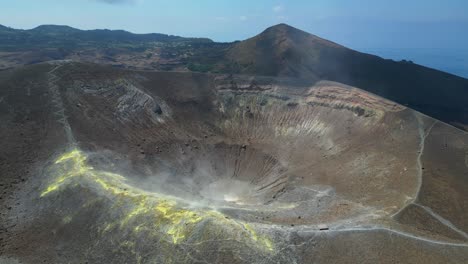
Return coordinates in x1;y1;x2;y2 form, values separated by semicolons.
1;0;466;48
2;0;467;76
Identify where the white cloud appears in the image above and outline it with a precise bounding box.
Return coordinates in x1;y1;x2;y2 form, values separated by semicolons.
273;5;284;13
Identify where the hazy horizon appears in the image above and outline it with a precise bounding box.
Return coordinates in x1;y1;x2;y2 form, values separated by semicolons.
2;22;467;79
2;0;468;78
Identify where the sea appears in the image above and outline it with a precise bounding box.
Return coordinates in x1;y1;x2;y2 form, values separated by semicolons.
359;48;468;79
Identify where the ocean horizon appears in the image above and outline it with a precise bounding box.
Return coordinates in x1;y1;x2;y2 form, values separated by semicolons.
359;47;468;79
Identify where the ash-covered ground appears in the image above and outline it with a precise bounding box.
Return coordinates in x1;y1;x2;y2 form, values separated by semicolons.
0;62;467;263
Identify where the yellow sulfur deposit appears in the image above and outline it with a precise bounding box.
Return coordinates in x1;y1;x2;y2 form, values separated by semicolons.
41;148;273;251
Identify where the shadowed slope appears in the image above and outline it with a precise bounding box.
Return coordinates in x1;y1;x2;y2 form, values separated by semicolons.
1;23;467;129
0;62;467;263
225;24;468;129
226;23;346;78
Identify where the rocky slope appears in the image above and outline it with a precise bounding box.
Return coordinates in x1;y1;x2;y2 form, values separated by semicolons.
0;62;467;263
1;23;467;130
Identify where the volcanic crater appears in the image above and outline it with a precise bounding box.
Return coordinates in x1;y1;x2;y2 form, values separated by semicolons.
1;62;467;263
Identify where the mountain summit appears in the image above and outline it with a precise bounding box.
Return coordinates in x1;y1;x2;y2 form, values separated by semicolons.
224;24;468;128
1;22;468;263
226;23;346;78
0;23;467;129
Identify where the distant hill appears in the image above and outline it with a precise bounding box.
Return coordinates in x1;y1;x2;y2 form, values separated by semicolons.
225;23;347;78
0;24;212;51
220;24;468;129
0;23;467;129
0;24;14;32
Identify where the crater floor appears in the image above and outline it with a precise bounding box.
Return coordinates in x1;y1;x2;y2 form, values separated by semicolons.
1;62;467;263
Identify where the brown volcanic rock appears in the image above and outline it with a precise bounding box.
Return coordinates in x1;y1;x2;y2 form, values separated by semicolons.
1;23;468;129
226;23;346;78
0;62;467;263
225;24;468;129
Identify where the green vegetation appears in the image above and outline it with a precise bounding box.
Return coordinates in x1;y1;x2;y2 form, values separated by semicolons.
187;63;213;73
1;23;467;128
